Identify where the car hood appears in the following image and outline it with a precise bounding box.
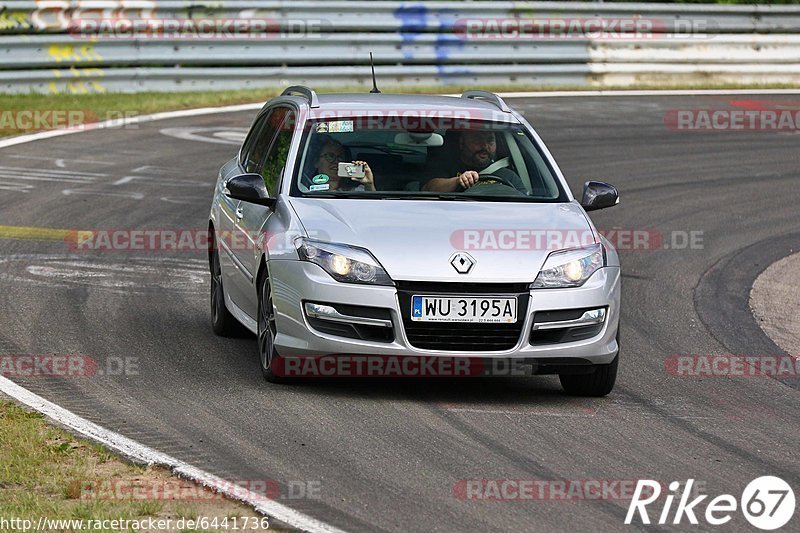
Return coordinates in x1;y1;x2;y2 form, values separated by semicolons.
287;197;596;283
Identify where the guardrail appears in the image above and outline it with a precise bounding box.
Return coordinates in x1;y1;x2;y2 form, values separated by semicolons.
4;2;800;34
1;1;800;93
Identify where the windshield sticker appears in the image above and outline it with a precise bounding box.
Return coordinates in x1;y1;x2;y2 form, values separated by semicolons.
309;183;330;192
312;174;329;184
324;120;353;133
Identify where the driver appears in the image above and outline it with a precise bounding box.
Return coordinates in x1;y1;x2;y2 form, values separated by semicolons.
422;131;526;193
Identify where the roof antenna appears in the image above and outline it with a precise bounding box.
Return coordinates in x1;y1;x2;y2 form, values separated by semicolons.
369;52;381;94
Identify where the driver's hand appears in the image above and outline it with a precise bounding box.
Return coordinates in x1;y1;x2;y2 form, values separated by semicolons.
350;160;376;191
455;171;480;189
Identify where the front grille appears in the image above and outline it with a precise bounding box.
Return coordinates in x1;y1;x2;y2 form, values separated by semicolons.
396;281;529;352
396;281;530;294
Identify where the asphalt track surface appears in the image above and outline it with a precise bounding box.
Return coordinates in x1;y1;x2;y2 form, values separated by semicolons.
1;95;798;532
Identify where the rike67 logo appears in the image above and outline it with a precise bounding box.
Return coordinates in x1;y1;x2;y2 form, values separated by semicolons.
626;477;795;530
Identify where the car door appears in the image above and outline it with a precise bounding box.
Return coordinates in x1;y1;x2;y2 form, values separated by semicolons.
231;106;295;318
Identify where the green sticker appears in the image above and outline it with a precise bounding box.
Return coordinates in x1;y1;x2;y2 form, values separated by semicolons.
312;174;329;184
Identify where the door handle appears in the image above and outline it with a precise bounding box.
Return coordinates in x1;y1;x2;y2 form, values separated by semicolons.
235;207;244;220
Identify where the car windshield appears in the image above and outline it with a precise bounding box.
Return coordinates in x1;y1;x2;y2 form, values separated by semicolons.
292;117;568;202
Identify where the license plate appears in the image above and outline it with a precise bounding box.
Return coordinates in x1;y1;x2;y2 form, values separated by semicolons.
411;295;517;323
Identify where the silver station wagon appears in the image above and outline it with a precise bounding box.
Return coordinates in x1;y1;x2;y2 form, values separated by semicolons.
208;86;621;396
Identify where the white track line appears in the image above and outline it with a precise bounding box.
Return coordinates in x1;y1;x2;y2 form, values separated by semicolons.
0;376;344;533
0;102;264;150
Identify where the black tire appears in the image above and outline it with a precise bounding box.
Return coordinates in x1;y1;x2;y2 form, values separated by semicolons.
210;245;242;337
559;331;620;397
257;267;286;383
559;356;618;397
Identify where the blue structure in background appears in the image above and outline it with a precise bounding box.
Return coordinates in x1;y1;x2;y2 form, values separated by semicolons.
395;3;472;82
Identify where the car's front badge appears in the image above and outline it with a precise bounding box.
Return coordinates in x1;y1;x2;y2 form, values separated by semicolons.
450;251;476;274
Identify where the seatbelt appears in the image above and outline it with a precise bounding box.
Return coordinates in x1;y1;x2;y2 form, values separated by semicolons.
479;157;510;175
505;138;531;189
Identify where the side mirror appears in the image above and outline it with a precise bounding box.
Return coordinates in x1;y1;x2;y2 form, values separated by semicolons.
224;173;275;207
580;181;619;212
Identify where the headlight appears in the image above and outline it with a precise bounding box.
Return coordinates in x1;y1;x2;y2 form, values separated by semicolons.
531;243;604;289
295;238;394;286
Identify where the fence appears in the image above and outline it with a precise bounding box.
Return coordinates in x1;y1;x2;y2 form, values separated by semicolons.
1;1;799;93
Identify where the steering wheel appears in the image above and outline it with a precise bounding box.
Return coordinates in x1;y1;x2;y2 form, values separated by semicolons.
472;174;518;189
461;174;526;197
467;157;518;190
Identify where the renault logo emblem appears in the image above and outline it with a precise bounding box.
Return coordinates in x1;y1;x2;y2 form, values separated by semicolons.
450;252;476;274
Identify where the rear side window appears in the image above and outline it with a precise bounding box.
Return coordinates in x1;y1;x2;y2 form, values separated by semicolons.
239;119;259;169
241;112;274;173
261;110;295;194
239;107;296;195
240;107;286;175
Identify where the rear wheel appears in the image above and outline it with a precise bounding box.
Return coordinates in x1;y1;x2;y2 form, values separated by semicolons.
257;268;286;383
559;332;619;397
210;242;241;337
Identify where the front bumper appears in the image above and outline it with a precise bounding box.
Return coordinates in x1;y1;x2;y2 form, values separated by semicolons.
268;260;620;365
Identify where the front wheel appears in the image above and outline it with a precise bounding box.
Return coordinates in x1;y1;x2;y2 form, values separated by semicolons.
257;268;286;383
559;355;618;397
559;331;619;397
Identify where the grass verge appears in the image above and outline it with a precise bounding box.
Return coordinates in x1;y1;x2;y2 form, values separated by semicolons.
0;399;272;532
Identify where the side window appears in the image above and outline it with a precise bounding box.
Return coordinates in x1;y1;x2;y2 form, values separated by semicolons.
261;109;295;194
241;109;280;174
239;116;263;169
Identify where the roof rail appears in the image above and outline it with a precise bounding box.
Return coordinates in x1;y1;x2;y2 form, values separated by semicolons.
461;90;510;113
281;85;320;108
